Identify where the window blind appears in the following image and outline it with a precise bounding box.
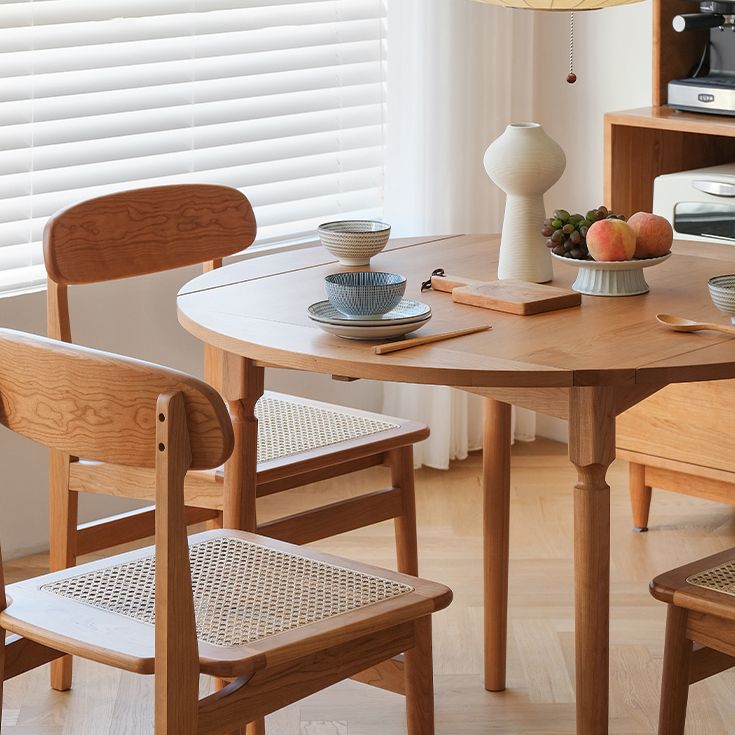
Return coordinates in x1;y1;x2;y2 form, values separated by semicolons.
0;0;388;294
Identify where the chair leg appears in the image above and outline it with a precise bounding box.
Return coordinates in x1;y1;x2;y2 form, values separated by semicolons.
629;462;652;533
246;719;265;735
213;678;258;734
658;605;692;735
222;720;262;735
391;446;419;576
405;616;434;735
49;452;78;692
154;675;199;735
1;628;6;725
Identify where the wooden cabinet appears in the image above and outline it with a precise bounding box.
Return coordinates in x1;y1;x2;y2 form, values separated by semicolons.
607;0;735;529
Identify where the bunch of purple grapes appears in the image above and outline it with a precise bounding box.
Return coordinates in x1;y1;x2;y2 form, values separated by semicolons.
542;206;626;260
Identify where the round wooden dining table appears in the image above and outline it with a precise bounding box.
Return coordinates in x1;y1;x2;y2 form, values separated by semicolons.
177;234;735;735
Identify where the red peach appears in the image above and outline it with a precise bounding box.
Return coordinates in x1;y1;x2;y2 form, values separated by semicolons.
628;212;673;258
586;219;636;262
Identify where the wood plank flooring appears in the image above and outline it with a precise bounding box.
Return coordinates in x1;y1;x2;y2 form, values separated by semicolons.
3;438;735;733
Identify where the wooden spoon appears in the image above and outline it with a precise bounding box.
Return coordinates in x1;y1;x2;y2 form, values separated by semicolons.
656;313;735;337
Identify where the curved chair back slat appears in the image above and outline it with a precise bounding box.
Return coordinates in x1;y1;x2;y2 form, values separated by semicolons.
43;184;256;285
0;329;233;470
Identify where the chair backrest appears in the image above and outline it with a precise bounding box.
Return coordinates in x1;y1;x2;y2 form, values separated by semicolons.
43;184;257;286
0;329;233;471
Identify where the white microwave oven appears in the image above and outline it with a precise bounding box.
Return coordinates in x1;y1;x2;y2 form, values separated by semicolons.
653;163;735;244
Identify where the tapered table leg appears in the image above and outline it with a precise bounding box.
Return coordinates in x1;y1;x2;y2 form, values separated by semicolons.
569;386;616;735
483;398;512;692
220;353;264;532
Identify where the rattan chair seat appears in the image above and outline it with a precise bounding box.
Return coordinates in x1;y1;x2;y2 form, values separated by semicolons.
254;393;399;464
1;530;450;680
687;559;735;598
40;535;413;648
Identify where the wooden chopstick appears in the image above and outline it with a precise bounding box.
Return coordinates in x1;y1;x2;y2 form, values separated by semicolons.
373;324;491;355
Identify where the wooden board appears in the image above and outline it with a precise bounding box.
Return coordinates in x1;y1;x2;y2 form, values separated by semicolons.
430;273;580;315
452;281;581;316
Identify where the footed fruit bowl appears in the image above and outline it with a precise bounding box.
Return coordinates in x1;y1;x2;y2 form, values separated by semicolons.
552;252;672;296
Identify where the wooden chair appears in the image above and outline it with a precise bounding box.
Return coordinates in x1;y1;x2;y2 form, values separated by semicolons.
650;548;735;734
0;329;452;734
43;184;429;691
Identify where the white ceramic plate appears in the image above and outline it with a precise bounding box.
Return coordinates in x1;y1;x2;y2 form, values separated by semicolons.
308;299;431;326
311;313;432;340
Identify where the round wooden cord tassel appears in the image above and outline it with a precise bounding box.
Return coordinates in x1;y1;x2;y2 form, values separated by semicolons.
567;12;577;84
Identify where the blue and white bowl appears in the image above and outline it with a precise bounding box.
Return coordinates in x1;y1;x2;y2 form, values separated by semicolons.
318;220;391;265
324;272;407;317
709;275;735;324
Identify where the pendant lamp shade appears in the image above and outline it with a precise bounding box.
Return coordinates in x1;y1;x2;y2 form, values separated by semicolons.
472;0;641;10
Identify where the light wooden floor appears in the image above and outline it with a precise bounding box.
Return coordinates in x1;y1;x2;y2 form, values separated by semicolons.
4;438;735;734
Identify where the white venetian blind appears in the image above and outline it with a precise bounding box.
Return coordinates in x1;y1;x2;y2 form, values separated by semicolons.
0;0;388;293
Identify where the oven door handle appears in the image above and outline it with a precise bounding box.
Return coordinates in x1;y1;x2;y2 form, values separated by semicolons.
693;180;735;197
700;232;735;243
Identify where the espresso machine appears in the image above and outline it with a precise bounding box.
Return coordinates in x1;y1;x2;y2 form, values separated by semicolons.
669;1;735;115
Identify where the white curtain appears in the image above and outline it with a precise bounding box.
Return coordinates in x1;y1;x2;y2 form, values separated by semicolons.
382;0;537;469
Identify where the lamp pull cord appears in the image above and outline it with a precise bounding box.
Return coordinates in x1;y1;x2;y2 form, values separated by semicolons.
567;11;577;84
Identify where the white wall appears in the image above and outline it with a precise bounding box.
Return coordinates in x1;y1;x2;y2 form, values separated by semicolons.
534;3;653;211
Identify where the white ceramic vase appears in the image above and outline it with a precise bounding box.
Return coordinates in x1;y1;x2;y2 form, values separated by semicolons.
484;123;566;283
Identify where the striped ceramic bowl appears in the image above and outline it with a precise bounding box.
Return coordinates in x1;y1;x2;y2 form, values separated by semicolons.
318;220;391;266
709;275;735;324
324;271;406;317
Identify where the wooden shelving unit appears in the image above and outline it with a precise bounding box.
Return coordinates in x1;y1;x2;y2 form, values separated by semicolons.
605;107;735;214
608;0;735;526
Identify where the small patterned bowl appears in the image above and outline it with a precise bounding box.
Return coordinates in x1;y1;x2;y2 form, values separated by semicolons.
708;275;735;324
318;220;391;266
324;272;406;317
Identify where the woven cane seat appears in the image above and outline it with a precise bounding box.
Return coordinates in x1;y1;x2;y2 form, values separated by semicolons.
41;535;413;648
253;393;399;464
0;529;434;680
687;560;735;598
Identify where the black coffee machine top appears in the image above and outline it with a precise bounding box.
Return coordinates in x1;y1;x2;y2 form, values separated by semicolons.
669;1;735;115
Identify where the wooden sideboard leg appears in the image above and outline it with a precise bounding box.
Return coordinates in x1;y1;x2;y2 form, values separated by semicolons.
483;398;512;693
220;354;264;533
629;462;652;533
569;386;616;735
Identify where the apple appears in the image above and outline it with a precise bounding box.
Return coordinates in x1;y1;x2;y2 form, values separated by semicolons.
627;212;673;258
586;219;637;262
